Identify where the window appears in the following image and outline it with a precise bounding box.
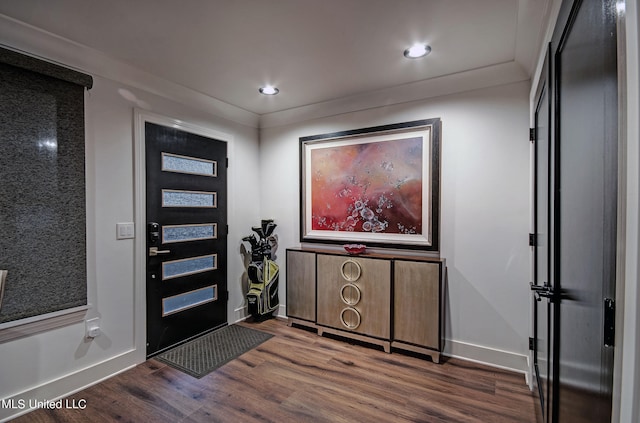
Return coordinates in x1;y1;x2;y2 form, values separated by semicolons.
0;47;92;327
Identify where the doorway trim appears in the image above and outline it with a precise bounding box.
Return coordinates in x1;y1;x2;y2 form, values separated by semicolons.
133;109;233;363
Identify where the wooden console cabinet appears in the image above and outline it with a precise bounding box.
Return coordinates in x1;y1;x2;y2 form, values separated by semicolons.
317;254;392;352
286;248;445;363
393;260;441;355
286;250;316;323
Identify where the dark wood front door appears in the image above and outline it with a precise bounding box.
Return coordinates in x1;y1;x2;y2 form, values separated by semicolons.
145;121;228;356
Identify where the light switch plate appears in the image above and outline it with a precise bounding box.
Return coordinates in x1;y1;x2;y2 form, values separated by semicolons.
116;222;135;239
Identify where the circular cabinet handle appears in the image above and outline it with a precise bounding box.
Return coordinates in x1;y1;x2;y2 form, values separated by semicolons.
340;259;362;282
340;307;361;330
340;283;361;305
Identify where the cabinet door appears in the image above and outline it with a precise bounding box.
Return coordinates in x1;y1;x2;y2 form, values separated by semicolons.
317;255;390;339
394;261;440;350
286;250;316;322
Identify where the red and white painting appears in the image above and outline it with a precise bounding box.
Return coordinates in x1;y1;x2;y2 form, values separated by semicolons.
310;136;423;234
301;124;435;248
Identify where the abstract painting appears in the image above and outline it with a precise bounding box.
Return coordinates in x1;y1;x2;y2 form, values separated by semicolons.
300;119;440;250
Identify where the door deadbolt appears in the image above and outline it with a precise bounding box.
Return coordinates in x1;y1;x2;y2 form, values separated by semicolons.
148;222;160;245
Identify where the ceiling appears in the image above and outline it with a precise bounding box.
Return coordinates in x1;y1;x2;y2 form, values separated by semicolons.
0;0;550;117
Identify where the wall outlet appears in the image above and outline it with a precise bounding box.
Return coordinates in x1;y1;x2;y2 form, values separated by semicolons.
85;317;101;338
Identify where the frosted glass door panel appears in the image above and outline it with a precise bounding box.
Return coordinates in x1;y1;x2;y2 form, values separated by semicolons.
162;285;217;316
162;224;217;243
162;190;217;208
162;152;216;176
162;254;217;280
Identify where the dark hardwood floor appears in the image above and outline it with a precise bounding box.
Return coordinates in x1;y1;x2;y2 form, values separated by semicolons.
11;318;537;422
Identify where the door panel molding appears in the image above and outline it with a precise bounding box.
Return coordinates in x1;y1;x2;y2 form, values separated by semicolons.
133;109;233;362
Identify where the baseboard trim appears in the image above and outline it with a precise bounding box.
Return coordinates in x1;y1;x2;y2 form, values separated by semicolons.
0;349;139;422
233;304;286;323
443;339;529;376
233;305;247;323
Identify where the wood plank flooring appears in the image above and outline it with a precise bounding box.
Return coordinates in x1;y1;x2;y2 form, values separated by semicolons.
11;318;537;422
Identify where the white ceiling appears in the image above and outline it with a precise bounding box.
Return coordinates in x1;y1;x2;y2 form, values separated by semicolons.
0;0;550;117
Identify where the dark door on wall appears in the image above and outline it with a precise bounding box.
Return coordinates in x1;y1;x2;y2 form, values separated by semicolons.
535;0;618;421
532;44;554;423
553;0;618;419
145;121;228;357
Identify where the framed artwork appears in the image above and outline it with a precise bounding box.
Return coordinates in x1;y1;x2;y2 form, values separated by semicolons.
299;118;441;250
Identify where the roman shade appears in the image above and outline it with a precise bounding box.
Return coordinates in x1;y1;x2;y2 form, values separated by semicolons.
0;46;92;325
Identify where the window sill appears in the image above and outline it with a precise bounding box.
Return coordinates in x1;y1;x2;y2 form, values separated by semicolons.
0;305;90;344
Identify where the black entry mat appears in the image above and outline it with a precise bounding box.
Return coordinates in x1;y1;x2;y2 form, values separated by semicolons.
154;324;273;378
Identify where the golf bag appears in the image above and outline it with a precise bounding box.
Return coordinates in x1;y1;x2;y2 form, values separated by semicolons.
242;219;279;318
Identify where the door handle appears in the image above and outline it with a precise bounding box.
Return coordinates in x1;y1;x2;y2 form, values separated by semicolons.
149;247;171;256
530;282;554;301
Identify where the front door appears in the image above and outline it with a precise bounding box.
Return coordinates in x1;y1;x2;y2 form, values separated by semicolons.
145;121;228;357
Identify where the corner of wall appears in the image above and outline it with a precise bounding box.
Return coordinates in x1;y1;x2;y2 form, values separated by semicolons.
443;339;530;376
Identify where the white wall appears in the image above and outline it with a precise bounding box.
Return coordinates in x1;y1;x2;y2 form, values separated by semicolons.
261;81;531;372
0;23;261;423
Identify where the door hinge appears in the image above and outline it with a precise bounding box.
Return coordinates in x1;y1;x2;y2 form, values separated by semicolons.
226;157;229;168
604;298;615;347
226;224;229;235
529;128;536;142
529;337;535;351
529;233;536;247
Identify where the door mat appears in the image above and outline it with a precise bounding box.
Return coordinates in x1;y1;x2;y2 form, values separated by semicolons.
154;324;273;378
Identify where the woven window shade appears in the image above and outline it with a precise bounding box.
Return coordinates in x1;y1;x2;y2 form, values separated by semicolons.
0;47;92;324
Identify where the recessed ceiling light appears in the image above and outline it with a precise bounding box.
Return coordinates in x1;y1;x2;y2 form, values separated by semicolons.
259;85;279;95
403;43;431;59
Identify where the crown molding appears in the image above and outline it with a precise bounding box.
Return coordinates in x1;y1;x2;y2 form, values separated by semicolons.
0;14;260;128
259;61;530;129
0;13;532;131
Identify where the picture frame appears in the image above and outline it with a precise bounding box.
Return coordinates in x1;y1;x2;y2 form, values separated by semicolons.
299;118;441;250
